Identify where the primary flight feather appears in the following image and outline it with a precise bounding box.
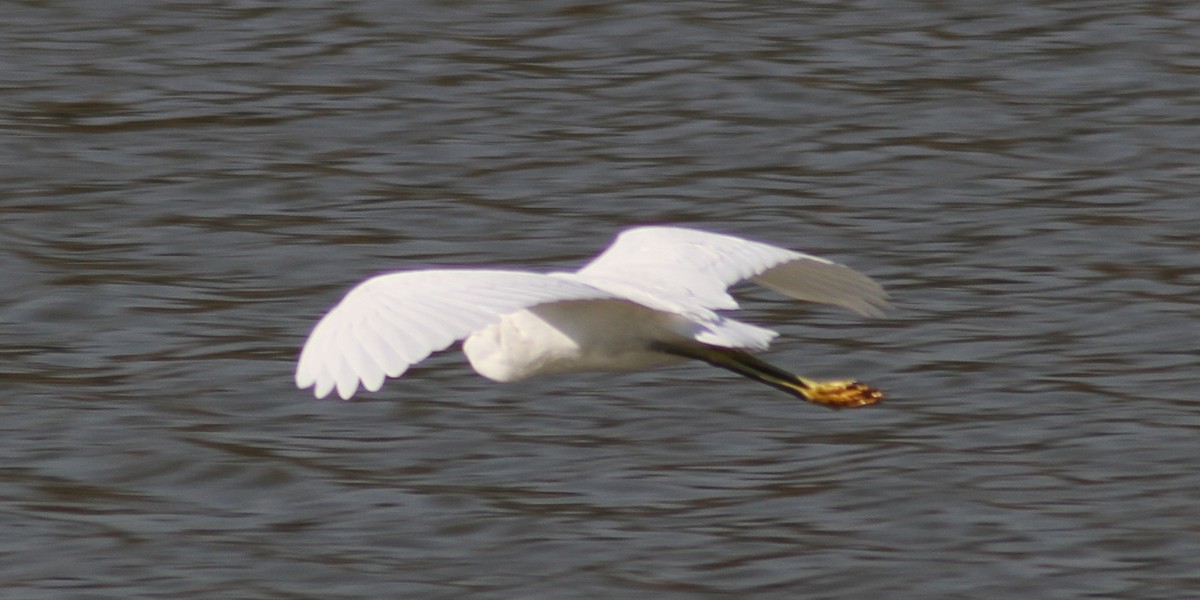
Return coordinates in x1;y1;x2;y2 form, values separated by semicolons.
296;226;889;408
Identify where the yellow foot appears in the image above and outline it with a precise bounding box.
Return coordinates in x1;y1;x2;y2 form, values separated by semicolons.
797;379;883;409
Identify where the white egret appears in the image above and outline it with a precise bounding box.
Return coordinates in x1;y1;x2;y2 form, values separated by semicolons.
296;226;889;408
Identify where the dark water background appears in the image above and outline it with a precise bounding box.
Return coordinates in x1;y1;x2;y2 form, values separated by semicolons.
3;1;1199;598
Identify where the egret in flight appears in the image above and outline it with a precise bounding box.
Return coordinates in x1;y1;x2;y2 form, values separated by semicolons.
296;226;888;408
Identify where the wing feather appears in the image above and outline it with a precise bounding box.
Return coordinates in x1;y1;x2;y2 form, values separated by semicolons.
296;269;614;399
578;225;889;317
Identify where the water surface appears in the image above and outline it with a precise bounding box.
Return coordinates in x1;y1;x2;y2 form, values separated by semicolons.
2;1;1199;598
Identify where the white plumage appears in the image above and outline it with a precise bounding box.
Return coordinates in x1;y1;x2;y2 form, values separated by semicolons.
296;226;889;408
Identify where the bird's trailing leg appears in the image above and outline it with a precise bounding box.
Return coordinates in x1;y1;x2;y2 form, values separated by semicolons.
651;342;882;409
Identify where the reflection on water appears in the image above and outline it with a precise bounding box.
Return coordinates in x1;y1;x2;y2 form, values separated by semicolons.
2;1;1199;598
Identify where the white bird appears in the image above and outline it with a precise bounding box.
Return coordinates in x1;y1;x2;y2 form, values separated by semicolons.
296;226;889;408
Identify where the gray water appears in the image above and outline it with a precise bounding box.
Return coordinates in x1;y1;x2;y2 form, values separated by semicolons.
3;1;1199;598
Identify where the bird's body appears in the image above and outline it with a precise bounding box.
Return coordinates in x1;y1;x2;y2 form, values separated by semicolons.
463;301;689;381
296;226;889;408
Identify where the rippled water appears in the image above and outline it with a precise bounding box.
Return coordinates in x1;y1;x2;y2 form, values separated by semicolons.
3;1;1199;598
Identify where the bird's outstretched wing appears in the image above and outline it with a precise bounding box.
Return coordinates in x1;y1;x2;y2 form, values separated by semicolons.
577;226;890;317
295;270;614;399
